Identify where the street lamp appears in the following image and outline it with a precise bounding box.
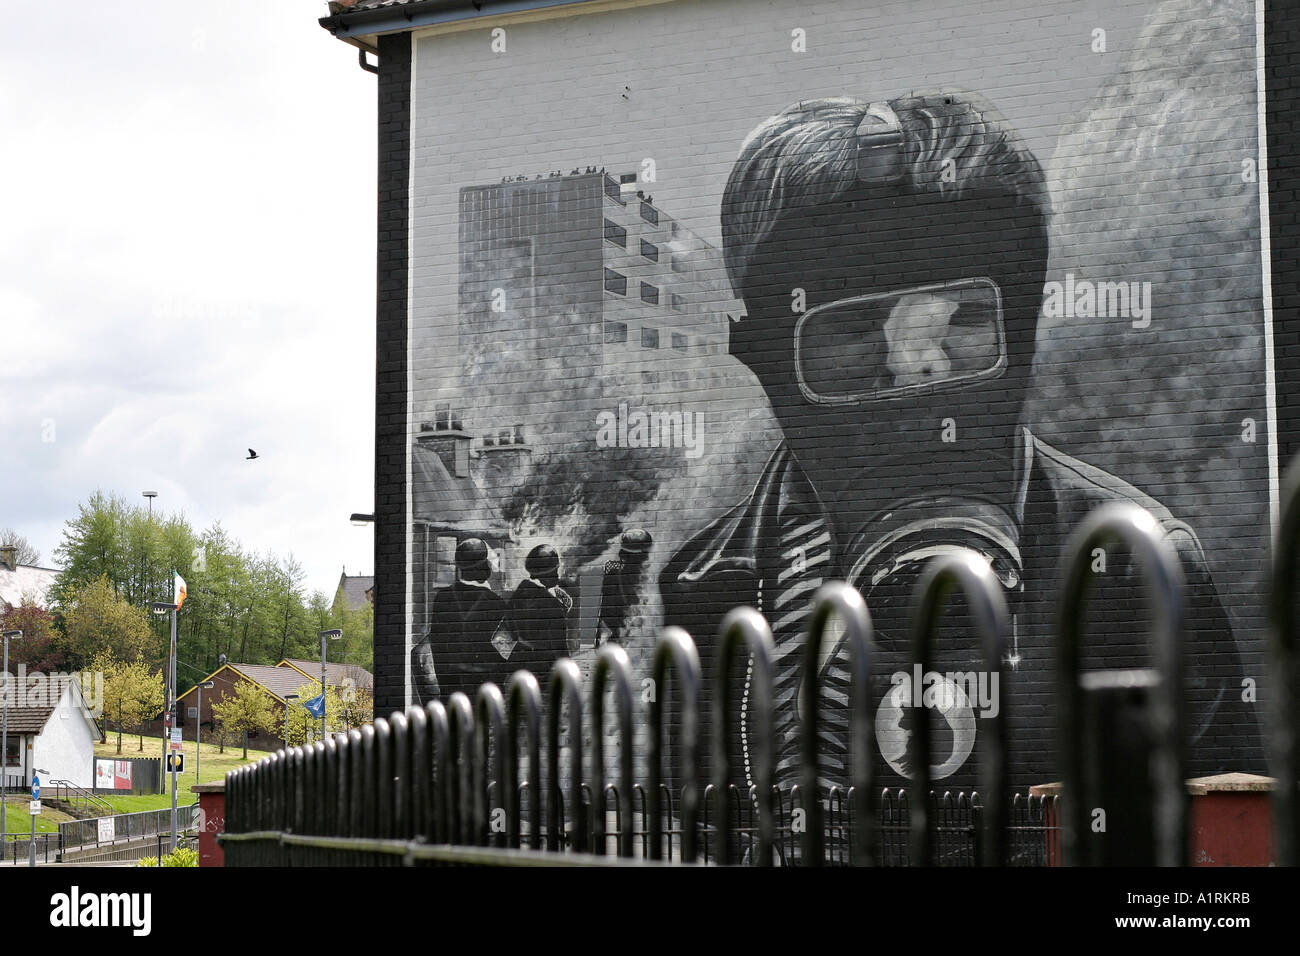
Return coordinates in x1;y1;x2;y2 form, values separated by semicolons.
349;513;374;526
195;681;214;781
151;602;179;851
283;694;299;752
1;629;20;860
319;629;342;744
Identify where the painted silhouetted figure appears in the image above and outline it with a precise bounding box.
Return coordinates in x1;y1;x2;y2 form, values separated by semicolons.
595;529;652;646
502;544;573;691
410;537;504;705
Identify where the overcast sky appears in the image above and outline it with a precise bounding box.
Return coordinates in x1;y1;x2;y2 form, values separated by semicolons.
1;2;376;597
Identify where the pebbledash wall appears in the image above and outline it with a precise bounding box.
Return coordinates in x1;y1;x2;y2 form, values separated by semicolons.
322;0;1300;793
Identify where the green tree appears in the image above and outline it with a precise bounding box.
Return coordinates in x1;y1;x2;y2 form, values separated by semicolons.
97;654;166;754
282;679;347;747
51;492;366;682
211;680;276;758
0;601;65;672
52;491;130;603
337;683;374;734
61;576;158;668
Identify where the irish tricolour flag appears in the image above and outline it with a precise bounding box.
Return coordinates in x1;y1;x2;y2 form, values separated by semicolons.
174;571;188;610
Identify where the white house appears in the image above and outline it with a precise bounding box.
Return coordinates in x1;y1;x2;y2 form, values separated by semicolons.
0;546;60;612
2;676;103;790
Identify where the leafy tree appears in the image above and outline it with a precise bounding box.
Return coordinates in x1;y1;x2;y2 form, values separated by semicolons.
282;679;347;747
211;680;276;758
61;576;158;668
207;719;241;755
0;602;65;672
337;683;374;734
0;528;41;565
97;654;166;754
51;492;374;681
52;491;130;604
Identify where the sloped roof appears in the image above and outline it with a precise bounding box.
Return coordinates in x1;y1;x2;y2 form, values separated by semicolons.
336;572;374;611
0;564;60;610
226;663;313;702
329;0;413;10
4;703;57;735
278;659;374;691
2;679;103;741
412;443;511;537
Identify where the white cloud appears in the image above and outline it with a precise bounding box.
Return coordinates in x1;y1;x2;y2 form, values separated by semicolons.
0;1;377;595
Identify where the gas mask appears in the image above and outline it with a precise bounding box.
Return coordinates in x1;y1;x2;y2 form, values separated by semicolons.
793;276;1027;670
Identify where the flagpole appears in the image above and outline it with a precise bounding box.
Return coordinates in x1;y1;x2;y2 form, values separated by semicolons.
169;602;178;852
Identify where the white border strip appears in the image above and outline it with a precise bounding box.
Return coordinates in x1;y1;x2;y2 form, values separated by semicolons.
1256;0;1280;537
405;35;417;704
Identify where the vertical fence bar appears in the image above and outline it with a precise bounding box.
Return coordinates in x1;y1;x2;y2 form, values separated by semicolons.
505;672;542;850
373;719;395;862
591;644;636;858
445;694;475;847
1058;503;1187;867
423;701;450;845
474;684;506;847
389;713;411;849
714;607;775;866
801;583;875;867
907;552;1010;866
648;627;702;862
547;660;585;853
1270;457;1300;866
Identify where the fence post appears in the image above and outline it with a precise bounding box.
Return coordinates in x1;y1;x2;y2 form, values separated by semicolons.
714;607;776;866
591;644;636;858
474;684;506;848
800;583;875;867
907;552;1010;866
1270;456;1300;866
445;694;475;847
647;627;702;862
1058;503;1187;867
547;660;585;853
504;672;542;851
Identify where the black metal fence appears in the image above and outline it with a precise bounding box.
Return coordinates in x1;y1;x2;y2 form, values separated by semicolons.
224;485;1300;866
60;804;199;854
0;832;59;865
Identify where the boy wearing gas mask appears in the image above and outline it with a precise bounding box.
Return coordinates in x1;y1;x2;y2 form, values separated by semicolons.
661;91;1263;795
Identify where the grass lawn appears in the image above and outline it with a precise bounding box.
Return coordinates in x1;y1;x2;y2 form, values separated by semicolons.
93;733;273;813
1;797;75;833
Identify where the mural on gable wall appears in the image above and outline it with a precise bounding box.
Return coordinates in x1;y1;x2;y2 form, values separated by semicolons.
404;0;1272;794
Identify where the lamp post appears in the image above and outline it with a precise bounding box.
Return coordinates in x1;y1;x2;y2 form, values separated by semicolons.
319;629;342;744
152;602;178;851
1;629;21;861
195;681;214;781
283;694;299;751
142;492;157;602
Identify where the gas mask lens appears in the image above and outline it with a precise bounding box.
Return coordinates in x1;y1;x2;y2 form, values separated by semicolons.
795;278;1006;404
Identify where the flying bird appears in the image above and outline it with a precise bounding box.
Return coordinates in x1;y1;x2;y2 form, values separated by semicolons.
246;449;259;460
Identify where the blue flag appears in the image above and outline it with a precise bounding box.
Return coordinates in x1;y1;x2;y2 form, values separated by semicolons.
304;693;327;718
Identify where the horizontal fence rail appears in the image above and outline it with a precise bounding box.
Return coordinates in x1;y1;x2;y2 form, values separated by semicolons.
224;492;1300;865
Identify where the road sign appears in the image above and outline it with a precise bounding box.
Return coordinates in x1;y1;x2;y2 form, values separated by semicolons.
166;753;184;774
169;728;182;744
29;800;40;815
31;775;39;800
